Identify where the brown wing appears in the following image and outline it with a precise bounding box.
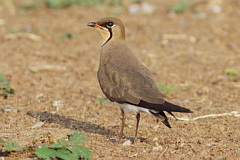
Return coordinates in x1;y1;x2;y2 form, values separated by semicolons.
97;63;165;105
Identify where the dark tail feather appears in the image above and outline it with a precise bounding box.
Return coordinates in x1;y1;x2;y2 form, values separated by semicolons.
163;101;192;113
167;111;176;119
150;110;171;128
138;100;193;113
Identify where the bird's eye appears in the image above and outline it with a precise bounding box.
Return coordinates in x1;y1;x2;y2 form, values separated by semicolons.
106;22;114;28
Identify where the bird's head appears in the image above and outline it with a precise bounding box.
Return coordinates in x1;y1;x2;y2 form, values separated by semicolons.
87;17;125;46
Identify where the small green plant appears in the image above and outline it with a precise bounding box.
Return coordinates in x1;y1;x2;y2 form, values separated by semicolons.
45;0;70;8
20;0;145;10
97;98;109;103
225;68;239;75
170;0;191;14
44;0;122;8
35;132;91;160
0;73;14;99
0;137;22;152
58;33;73;39
20;0;41;10
225;68;240;81
157;84;178;97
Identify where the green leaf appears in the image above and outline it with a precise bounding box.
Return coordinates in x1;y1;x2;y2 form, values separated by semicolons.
35;132;91;159
35;144;57;158
168;84;178;90
20;2;39;10
58;139;69;146
156;84;167;90
0;137;6;145
50;143;65;149
0;74;10;88
58;33;73;39
45;0;65;8
68;145;91;160
0;73;14;98
0;73;4;80
157;84;178;91
56;148;79;160
97;98;109;103
170;0;190;14
225;68;239;75
69;132;86;145
7;88;15;96
2;141;22;152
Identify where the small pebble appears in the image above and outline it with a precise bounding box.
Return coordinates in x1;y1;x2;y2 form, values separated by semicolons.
153;125;159;131
36;93;44;99
2;108;19;113
29;64;67;72
52;100;64;111
202;87;210;93
153;145;163;151
172;99;180;103
161;39;168;45
196;12;207;19
22;25;32;32
52;100;64;107
142;2;154;14
217;75;227;80
31;122;45;129
122;140;131;146
152;137;158;141
0;19;5;25
128;3;155;15
128;4;141;14
130;153;138;157
182;99;190;105
189;36;197;43
210;5;222;13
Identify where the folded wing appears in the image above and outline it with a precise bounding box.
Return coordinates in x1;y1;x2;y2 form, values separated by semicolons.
98;64;191;113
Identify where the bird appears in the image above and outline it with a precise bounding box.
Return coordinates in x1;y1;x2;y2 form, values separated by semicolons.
87;17;192;142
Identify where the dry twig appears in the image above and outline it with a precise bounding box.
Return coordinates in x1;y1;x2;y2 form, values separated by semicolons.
175;111;240;121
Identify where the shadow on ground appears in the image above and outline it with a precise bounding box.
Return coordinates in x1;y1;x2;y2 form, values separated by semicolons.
27;110;116;136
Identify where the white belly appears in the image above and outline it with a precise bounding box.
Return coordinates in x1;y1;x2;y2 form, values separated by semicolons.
119;103;151;114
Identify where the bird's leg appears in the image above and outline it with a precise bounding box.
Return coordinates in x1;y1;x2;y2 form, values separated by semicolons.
119;109;125;139
133;112;140;143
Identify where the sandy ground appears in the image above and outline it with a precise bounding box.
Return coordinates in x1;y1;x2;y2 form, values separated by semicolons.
0;0;240;159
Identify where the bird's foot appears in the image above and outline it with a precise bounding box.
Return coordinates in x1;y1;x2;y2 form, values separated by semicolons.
132;137;138;144
107;136;126;144
131;137;148;144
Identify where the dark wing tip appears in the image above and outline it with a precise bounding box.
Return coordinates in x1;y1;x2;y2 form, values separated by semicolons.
151;110;172;128
167;111;176;119
180;108;193;113
163;119;172;128
164;101;193;113
134;100;193;113
188;110;193;113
